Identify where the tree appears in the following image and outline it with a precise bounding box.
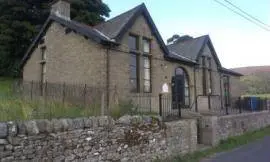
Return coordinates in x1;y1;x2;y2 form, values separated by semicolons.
0;0;110;76
240;72;270;94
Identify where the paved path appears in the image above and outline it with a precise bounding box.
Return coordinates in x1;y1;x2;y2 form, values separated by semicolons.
201;136;270;162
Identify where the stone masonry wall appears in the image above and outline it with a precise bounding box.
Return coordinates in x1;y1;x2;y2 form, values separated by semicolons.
0;116;197;162
199;111;270;146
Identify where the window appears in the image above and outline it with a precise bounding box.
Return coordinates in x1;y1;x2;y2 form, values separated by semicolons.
40;46;46;84
184;75;189;106
143;38;151;92
143;38;150;53
128;35;139;51
223;76;230;106
208;57;212;94
202;56;214;95
128;35;152;93
130;54;138;92
202;56;207;95
143;56;151;92
129;35;139;92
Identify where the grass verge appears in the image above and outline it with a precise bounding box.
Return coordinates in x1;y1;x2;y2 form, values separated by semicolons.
166;126;270;162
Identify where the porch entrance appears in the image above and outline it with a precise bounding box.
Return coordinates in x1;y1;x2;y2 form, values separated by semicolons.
171;67;187;110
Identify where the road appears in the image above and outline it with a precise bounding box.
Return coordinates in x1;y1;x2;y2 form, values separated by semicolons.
201;136;270;162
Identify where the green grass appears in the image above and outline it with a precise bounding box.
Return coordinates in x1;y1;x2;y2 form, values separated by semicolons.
0;77;13;95
0;77;155;121
0;77;102;121
164;126;270;162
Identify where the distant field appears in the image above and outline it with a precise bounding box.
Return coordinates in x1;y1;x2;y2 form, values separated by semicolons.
232;66;270;75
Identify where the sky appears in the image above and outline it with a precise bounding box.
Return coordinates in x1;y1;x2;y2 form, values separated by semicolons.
102;0;270;68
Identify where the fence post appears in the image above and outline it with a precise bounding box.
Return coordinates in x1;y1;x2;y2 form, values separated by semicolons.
101;91;105;116
30;80;33;100
159;93;162;117
62;82;66;105
44;81;48;119
239;97;242;114
83;84;87;108
225;103;229;115
265;98;268;110
178;94;182;118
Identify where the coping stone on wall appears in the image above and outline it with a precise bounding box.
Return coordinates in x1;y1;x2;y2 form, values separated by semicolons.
0;123;8;138
7;121;17;137
24;120;39;135
36;119;53;133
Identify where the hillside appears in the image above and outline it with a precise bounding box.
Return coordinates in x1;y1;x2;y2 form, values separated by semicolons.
231;66;270;94
231;66;270;76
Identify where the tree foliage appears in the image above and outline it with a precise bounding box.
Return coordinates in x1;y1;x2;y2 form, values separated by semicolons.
0;0;110;76
240;72;270;94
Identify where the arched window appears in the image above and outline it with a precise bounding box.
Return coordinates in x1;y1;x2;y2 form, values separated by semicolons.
173;67;190;107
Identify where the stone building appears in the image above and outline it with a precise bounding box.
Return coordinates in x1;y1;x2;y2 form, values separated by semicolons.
20;0;243;114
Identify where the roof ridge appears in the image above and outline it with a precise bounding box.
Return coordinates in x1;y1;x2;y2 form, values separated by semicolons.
168;35;208;46
95;3;144;28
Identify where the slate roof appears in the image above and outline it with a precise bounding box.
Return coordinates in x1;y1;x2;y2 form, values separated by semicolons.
167;51;197;64
167;35;207;61
95;3;169;56
221;68;243;76
95;4;142;40
20;2;242;76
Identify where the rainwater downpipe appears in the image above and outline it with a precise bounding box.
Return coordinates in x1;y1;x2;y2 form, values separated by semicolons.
193;65;198;112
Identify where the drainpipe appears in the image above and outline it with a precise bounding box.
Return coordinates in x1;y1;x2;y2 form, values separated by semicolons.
219;72;223;109
106;47;110;113
193;66;198;112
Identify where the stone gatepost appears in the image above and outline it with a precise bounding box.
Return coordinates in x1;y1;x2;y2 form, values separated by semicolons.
198;115;219;146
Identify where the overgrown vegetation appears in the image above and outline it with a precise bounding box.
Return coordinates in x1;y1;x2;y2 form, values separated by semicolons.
164;126;270;162
110;100;158;119
0;77;157;121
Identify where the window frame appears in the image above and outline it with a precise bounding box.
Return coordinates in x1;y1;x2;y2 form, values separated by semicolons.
143;37;151;54
143;55;152;93
223;75;231;106
129;34;140;93
142;37;152;93
202;56;207;95
128;34;139;52
207;57;213;94
40;46;46;84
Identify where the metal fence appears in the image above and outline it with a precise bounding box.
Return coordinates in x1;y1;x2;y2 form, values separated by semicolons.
211;97;270;116
4;80;270;122
7;81;160;121
158;93;198;121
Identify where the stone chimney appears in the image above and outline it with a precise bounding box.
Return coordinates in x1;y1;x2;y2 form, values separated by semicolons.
51;0;70;20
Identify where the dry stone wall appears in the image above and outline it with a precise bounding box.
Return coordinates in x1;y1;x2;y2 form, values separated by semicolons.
0;116;197;162
199;111;270;146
